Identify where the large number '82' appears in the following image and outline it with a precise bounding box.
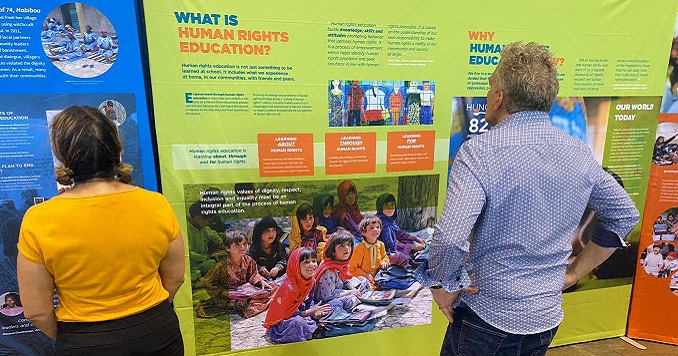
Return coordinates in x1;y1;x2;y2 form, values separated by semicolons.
469;118;490;133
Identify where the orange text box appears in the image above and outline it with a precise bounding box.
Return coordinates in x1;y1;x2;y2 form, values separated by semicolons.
386;131;435;172
257;134;314;177
325;132;377;175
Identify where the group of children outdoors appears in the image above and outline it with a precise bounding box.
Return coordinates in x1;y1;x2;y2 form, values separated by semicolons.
39;17;69;42
188;180;428;343
42;17;116;64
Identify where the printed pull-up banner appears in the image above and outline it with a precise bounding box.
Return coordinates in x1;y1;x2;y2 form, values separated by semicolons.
141;0;674;354
0;2;156;354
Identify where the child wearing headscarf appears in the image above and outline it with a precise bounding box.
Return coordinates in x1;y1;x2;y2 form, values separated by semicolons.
265;248;323;343
265;247;356;343
313;193;338;234
314;230;370;303
289;203;327;258
376;193;425;263
330;180;363;241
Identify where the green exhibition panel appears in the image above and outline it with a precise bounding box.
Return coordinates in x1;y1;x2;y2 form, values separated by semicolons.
141;0;676;354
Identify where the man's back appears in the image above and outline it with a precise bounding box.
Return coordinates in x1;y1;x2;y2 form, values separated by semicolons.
420;42;639;356
440;111;637;333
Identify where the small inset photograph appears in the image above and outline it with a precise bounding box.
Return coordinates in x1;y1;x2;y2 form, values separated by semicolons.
98;100;127;126
640;241;678;278
653;122;678;165
328;80;435;127
651;208;678;242
0;292;23;317
41;2;118;78
184;175;438;353
670;271;678;296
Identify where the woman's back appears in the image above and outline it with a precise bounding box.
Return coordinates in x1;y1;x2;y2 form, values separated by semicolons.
18;186;179;322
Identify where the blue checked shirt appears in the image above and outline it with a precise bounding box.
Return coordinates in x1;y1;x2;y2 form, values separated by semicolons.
415;111;639;334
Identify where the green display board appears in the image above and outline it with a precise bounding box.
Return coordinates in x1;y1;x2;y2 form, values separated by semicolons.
142;1;677;354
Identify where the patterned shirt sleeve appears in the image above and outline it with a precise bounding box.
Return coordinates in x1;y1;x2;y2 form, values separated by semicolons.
415;143;484;292
587;164;640;247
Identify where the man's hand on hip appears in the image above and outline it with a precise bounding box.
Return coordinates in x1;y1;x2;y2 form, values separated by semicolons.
431;286;479;323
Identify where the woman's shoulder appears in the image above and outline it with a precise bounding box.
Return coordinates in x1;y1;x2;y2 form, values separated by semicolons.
22;195;64;218
125;188;175;211
129;187;166;200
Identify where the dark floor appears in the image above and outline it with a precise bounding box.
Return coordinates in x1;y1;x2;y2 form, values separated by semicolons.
547;338;677;355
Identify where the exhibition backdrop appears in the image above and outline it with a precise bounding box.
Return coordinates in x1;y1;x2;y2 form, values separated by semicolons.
0;0;676;354
0;1;156;354
627;8;678;345
142;0;677;354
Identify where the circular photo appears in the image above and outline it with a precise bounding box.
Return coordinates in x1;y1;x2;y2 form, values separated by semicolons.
0;292;23;317
41;2;118;78
653;122;678;165
670;271;678;297
651;207;678;242
640;241;678;278
98;100;126;126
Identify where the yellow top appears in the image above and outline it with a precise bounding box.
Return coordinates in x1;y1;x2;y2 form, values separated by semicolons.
349;240;389;277
18;187;180;322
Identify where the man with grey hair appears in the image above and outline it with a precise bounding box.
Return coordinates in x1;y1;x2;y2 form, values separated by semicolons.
415;42;639;355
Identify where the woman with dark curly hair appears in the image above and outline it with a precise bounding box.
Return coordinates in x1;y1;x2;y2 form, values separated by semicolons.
17;106;185;355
